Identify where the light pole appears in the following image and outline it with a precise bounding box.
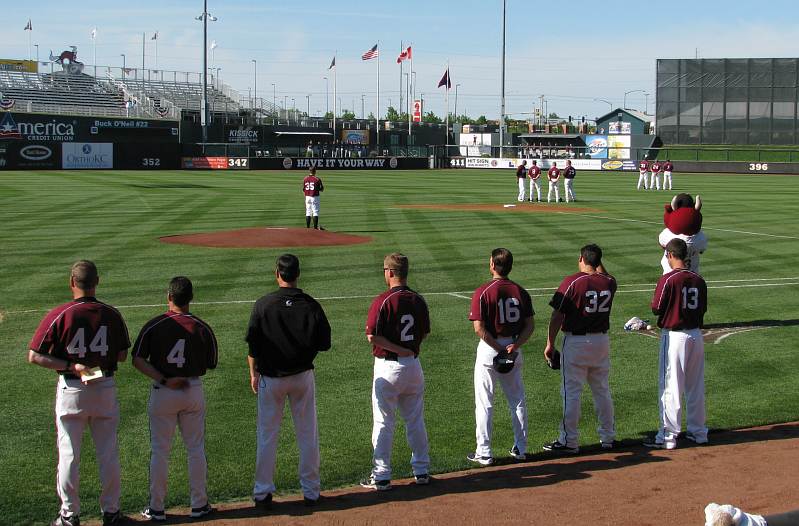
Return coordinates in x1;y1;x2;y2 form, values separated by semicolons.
306;94;310;116
594;98;613;112
499;0;506;157
361;94;365;119
323;76;329;115
196;0;218;145
644;92;650;114
120;54;126;77
251;59;257;110
455;83;461;122
214;67;221;91
34;44;39;63
271;83;276;115
623;89;645;110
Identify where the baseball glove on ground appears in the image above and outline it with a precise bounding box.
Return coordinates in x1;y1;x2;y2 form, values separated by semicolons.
546;349;561;370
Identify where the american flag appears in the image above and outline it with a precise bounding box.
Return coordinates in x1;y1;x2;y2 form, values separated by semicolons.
361;44;378;61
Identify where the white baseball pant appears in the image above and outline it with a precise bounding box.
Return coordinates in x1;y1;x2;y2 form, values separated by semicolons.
663;171;672;190
655;328;707;448
474;337;527;458
650;171;661;190
564;178;576;202
148;378;207;511
637;171;649;190
55;376;121;519
558;333;615;448
517;178;526;201
370;356;430;481
547;181;560;202
529;179;541;201
253;370;320;501
304;196;320;217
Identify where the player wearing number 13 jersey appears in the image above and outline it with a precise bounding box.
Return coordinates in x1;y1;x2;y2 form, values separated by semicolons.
543;244;617;454
645;238;708;450
132;276;218;520
27;260;130;526
361;253;431;490
467;248;535;465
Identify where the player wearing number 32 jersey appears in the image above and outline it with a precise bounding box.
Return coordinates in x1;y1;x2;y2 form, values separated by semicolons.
361;253;431;491
132;276;218;521
467;248;535;466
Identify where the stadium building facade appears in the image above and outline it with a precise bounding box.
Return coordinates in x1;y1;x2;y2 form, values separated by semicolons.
656;58;799;145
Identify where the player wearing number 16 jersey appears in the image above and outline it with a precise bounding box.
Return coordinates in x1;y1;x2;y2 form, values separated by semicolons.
543;244;617;454
303;167;324;229
132;276;218;521
27;260;130;526
644;238;708;450
361;253;431;491
467;248;535;466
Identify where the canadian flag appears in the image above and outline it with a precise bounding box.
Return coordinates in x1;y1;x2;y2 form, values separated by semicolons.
396;46;412;64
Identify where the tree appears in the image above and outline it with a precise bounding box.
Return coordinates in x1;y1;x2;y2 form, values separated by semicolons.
422;111;442;124
323;111;334;119
367;112;375;120
475;115;488;125
341;109;356;120
386;106;401;121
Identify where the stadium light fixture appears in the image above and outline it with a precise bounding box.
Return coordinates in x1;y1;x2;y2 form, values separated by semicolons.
594;98;612;112
197;0;218;146
623;89;645;111
323;77;329;115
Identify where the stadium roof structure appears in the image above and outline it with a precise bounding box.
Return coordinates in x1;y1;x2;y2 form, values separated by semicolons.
274;131;333;136
596;108;653;123
518;133;582;139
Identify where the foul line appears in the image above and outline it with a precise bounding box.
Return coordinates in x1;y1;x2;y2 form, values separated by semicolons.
5;278;798;316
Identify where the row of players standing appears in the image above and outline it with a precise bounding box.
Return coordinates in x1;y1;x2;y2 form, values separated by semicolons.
31;239;707;525
638;159;674;191
516;159;576;203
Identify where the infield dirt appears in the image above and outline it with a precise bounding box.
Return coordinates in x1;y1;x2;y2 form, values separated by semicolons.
159;227;373;248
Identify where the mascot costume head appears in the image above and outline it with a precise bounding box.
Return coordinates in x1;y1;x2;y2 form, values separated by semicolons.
663;193;702;235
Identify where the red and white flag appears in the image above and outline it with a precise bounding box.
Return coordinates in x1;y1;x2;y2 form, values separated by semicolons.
396;46;412;64
361;44;378;61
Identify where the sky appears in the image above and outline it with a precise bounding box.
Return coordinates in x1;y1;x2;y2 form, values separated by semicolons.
3;0;799;121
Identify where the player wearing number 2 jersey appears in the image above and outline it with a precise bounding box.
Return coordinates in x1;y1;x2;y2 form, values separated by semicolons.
27;260;130;526
467;248;535;466
644;238;708;450
361;253;431;491
303;166;324;229
132;276;218;521
544;244;617;454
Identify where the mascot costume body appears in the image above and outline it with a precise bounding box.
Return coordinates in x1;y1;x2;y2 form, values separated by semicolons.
659;194;707;274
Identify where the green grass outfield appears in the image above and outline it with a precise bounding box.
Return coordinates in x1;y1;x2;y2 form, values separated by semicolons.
1;168;798;524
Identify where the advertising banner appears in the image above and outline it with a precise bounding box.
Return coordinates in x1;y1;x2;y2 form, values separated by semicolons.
607;135;631;160
412;100;422;123
341;129;369;144
0;142;61;169
225;125;260;144
0;112;177;143
600;160;638;171
62;143;113;169
181;157;228;169
114;143;180;170
250;157;428;170
585;135;608;159
608;121;632;135
0;59;37;73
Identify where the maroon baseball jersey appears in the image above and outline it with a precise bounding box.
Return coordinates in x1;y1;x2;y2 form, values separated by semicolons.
651;162;661;172
651;269;707;330
469;279;534;338
528;165;541;179
516;165;527;178
639;160;649;171
548;167;560;181
366;286;430;358
29;297;131;370
564;165;576;179
303;175;324;197
132;311;218;377
663;162;674;172
549;272;617;334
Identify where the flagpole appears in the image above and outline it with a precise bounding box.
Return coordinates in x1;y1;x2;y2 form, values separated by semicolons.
333;52;337;143
376;41;380;150
408;44;412;140
28;23;32;62
399;40;403;120
92;29;97;78
446;60;450;151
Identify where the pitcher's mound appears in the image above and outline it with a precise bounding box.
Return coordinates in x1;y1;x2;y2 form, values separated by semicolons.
160;227;372;248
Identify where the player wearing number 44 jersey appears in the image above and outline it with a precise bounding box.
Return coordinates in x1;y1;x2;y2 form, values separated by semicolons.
544;244;617;454
28;261;130;526
468;248;535;466
303;167;324;229
645;238;708;450
132;277;218;522
361;253;431;491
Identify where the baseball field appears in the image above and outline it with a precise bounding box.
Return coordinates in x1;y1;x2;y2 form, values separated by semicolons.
1;168;798;525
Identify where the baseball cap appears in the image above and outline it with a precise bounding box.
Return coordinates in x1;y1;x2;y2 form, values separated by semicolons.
493;351;518;374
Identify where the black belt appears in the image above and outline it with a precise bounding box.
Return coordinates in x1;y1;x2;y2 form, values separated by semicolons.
378;354;417;362
59;370;114;380
568;330;607;336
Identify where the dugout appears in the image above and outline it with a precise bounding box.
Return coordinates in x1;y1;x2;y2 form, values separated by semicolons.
518;134;586;157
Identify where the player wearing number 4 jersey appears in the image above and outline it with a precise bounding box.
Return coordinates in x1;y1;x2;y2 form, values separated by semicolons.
645;238;708;450
27;261;130;526
544;244;617;454
132;277;218;521
361;253;431;490
303;167;324;229
468;248;535;465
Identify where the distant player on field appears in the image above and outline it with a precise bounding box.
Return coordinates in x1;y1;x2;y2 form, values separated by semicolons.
638;159;650;190
650;160;662;191
302;167;324;229
528;160;542;203
516;160;528;202
662;160;674;190
547;162;561;203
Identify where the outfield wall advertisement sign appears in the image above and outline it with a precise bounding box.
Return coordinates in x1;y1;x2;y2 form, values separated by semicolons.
249;156;429;170
607;135;631;160
341;129;370;144
0;59;38;73
0;142;61;169
62;143;113;169
600;160;638;171
449;157;602;170
585;135;608;159
0;112;178;143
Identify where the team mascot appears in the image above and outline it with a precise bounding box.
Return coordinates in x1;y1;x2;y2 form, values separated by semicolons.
658;193;707;274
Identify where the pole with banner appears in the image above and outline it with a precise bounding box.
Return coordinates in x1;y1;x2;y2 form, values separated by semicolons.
446;61;450;152
329;54;336;143
91;27;97;78
24;19;33;62
399;40;403;121
408;45;413;141
376;41;380;150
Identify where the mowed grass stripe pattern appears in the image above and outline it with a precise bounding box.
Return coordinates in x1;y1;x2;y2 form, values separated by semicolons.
0;168;797;525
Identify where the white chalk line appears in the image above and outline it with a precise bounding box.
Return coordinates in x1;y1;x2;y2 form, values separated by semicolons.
5;278;798;316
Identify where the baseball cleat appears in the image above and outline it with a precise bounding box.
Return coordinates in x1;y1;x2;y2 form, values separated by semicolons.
643;439;676;450
51;515;80;526
466;452;494;466
254;494;273;511
601;440;619;450
190;503;215;519
685;434;709;445
414;473;431;485
509;446;526;461
543;440;579;454
360;474;391;491
141;508;166;522
101;511;123;526
303;495;323;507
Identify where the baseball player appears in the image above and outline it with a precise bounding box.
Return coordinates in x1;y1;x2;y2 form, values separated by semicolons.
563;160;577;203
247;254;331;510
662;160;674;190
132;276;218;522
644;238;708;450
303;167;324;229
543;244;617;454
650;160;662;191
638;158;650;190
467;248;535;465
547;162;561;203
516;160;528;201
27;261;130;526
360;253;431;491
527;160;542;202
